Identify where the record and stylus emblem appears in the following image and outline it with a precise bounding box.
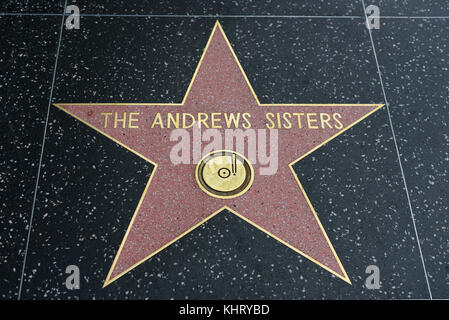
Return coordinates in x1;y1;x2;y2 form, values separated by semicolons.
195;150;254;199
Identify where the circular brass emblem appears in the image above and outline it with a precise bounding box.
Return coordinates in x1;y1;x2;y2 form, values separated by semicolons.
195;150;254;199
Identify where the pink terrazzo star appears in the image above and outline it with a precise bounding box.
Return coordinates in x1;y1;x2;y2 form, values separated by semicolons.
55;21;383;286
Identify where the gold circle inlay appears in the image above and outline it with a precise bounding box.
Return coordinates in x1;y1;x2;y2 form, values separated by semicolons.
195;150;254;199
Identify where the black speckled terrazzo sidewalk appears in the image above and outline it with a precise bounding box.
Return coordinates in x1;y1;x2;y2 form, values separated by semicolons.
1;1;448;300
